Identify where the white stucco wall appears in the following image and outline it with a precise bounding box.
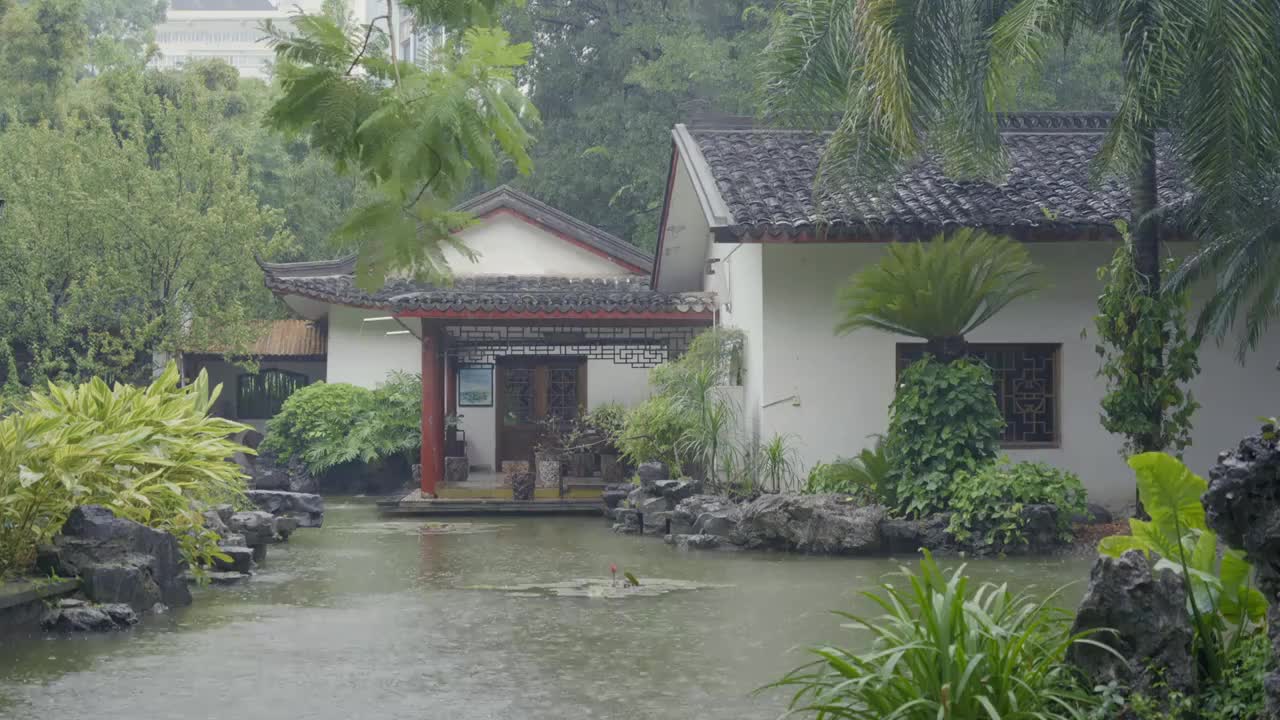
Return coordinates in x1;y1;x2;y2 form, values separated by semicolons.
326;307;422;388
711;240;1280;509
443;212;634;277
707;242;765;439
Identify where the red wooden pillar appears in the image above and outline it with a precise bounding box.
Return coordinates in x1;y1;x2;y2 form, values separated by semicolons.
420;323;445;496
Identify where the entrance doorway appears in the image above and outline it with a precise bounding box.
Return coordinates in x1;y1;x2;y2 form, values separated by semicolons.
495;357;587;467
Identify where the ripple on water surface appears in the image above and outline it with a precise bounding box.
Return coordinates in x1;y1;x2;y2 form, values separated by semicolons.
0;499;1094;720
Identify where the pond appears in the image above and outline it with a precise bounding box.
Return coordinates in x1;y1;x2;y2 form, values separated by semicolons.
0;500;1094;719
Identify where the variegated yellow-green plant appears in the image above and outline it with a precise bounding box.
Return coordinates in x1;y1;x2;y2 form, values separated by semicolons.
1100;452;1267;682
0;362;250;577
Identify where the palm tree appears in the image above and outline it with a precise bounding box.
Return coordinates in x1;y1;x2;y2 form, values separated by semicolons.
762;0;1280;360
836;229;1044;360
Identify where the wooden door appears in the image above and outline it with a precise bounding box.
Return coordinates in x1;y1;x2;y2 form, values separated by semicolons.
496;357;587;467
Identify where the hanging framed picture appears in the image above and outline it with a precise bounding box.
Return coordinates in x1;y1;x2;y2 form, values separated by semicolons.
457;365;494;407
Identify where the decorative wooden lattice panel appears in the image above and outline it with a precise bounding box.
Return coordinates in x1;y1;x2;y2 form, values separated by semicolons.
896;343;1059;447
503;367;535;424
445;325;704;368
236;369;309;419
548;367;579;420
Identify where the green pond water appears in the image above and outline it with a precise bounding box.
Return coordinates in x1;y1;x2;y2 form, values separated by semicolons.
0;500;1094;719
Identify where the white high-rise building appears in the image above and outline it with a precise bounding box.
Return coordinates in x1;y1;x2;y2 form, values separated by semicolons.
153;0;438;80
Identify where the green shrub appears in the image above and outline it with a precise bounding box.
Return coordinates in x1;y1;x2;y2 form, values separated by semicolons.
885;356;1004;517
802;438;893;505
1100;452;1268;685
1124;632;1271;720
0;363;250;576
261;382;375;472
359;371;423;465
770;551;1104;719
261;373;423;475
948;458;1088;548
617;395;692;470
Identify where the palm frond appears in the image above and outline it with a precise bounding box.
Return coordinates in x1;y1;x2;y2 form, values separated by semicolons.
835;229;1045;342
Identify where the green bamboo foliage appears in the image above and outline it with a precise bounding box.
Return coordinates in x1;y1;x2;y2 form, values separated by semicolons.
0;362;250;577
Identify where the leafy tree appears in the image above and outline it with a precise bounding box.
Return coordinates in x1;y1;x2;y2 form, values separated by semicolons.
496;0;770;249
762;0;1280;382
262;0;538;285
82;0;166;72
0;68;292;388
0;0;87;125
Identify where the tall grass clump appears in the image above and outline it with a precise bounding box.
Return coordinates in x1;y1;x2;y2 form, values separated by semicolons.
770;552;1107;719
0;363;250;576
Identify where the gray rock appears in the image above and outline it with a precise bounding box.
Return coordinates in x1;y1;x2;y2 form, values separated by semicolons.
612;509;641;534
211;546;254;574
219;533;247;548
734;494;886;554
243;448;316;494
1019;504;1061;550
203;571;251;585
51;505;192;611
228;511;278;546
244;490;324;528
1204;428;1280;716
656;479;698;504
880;514;952;554
624;487;647;509
637;462;669;491
274;516;300;541
673;534;721;551
213;505;235;524
202;509;229;537
1068;550;1196;698
637;494;672;515
672;495;742;539
42;603;138;632
602;482;631;512
643;511;671;536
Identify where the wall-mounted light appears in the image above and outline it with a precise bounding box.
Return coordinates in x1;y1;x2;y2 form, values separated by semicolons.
386;330;411;336
363;316;394;323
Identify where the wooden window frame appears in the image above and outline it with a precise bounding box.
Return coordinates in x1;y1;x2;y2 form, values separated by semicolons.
894;342;1062;449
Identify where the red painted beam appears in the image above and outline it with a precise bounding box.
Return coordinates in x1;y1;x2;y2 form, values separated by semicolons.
420;325;445;496
395;308;713;322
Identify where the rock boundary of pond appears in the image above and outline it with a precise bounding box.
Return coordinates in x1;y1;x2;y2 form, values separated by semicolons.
3;492;326;636
603;462;1111;557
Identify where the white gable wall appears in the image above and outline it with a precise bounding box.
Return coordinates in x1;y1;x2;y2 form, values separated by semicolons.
443;212;635;277
326;307;422;388
743;240;1280;509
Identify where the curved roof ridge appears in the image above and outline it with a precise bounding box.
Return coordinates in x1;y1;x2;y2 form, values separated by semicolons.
685;111;1115;135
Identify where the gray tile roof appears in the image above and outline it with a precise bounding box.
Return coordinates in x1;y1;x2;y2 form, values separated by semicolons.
258;187;711;316
686;112;1189;241
260;269;716;315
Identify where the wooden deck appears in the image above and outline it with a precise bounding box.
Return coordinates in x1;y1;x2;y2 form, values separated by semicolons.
376;497;604;516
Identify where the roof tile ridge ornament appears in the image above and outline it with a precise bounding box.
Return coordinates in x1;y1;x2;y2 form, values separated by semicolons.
996;111;1114;133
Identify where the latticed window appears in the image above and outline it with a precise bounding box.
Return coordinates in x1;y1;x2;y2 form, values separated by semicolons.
896;343;1060;447
548;367;580;420
236;369;309;419
503;367;535;424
